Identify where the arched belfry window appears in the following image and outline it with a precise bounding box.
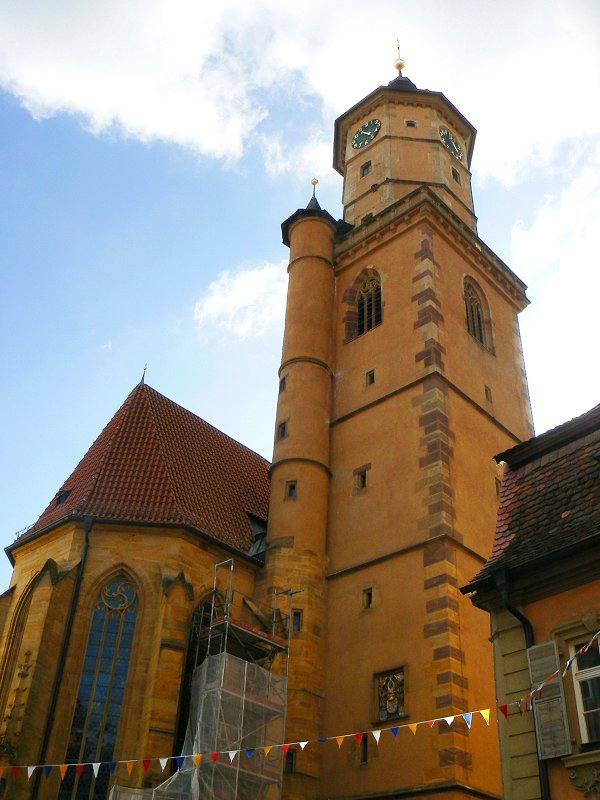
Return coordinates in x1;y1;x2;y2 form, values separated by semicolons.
464;278;492;350
59;577;138;800
344;270;383;342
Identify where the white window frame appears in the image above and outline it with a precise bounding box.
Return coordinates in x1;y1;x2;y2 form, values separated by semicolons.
571;639;600;745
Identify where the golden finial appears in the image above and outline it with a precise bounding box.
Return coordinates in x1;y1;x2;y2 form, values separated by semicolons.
141;363;148;385
394;39;405;75
311;177;318;197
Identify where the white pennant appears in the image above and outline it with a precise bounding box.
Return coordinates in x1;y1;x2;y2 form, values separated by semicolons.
372;730;381;744
444;716;455;726
159;758;168;771
27;767;36;780
299;742;308;750
228;751;237;763
92;764;100;777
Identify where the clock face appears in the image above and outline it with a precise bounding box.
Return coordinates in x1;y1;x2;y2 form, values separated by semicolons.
439;126;463;160
351;118;381;150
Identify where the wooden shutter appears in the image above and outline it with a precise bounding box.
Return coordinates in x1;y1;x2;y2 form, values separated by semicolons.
527;640;572;759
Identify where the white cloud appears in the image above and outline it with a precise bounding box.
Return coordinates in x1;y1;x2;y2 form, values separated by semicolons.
194;261;288;338
512;143;600;433
1;1;600;181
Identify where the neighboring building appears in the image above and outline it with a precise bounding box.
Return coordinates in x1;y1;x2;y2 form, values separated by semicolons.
462;404;600;800
0;64;535;800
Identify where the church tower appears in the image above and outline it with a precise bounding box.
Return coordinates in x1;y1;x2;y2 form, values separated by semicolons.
267;61;533;800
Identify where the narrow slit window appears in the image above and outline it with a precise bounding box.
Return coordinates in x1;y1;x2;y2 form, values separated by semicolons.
292;609;303;634
279;376;287;393
356;470;367;490
362;588;373;609
452;167;461;184
361;161;372;178
277;421;287;440
360;733;369;764
285;480;297;499
366;369;375;386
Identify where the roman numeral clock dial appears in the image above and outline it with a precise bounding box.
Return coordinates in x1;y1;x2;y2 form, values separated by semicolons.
351;118;381;149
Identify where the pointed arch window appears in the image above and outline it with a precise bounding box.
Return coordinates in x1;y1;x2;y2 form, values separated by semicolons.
59;578;138;800
464;279;492;350
344;271;382;342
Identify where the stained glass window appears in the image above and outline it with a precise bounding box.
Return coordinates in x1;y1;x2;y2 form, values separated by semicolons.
59;578;138;800
376;668;405;721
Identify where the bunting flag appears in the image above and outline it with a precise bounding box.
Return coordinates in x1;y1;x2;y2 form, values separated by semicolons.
354;733;363;744
480;709;490;725
245;749;254;759
299;742;308;750
335;736;344;749
44;765;52;779
59;765;69;779
408;724;417;735
125;761;135;776
12;767;19;782
372;730;381;743
75;764;85;778
108;762;117;774
317;737;327;743
463;712;472;729
193;754;203;766
92;764;101;778
281;744;289;755
175;756;185;771
27;767;35;780
159;758;168;771
427;720;435;728
390;727;399;737
498;704;508;719
227;751;236;763
211;752;219;764
263;746;272;757
142;759;151;773
444;716;455;726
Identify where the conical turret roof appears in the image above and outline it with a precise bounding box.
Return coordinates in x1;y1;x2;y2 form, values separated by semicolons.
15;383;270;554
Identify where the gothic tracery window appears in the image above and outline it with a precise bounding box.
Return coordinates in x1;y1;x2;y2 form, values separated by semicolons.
59;577;138;800
357;276;382;336
464;278;492;349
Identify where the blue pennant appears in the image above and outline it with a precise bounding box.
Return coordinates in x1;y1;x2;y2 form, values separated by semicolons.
318;737;327;743
108;762;117;775
44;766;52;779
245;749;255;758
176;756;185;770
390;727;399;737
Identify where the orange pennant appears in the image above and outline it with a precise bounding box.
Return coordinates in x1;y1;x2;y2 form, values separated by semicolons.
263;746;272;756
193;754;202;767
336;736;345;749
479;709;490;725
408;724;418;735
59;765;68;780
126;761;134;776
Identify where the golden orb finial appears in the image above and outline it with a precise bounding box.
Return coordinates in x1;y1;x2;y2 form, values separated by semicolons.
311;177;318;197
394;57;405;73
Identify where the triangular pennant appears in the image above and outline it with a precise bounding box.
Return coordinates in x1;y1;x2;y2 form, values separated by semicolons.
193;754;202;767
211;752;218;764
263;746;272;757
0;768;4;779
390;726;399;737
92;763;100;778
12;767;19;782
27;767;35;780
444;716;455;726
317;737;327;743
108;762;117;774
142;760;151;773
59;765;69;779
462;712;472;729
499;704;508;719
245;749;254;759
372;730;381;743
354;733;363;744
44;765;52;779
75;764;84;778
125;761;134;776
336;736;344;749
299;742;308;750
159;758;168;771
281;744;290;755
228;751;236;763
175;756;185;771
480;709;490;725
427;720;435;728
408;724;418;735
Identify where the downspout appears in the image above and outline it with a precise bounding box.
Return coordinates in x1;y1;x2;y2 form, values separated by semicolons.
31;515;93;800
494;569;551;800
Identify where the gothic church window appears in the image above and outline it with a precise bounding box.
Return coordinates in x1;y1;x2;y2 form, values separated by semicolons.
344;271;383;342
464;278;492;350
59;577;138;800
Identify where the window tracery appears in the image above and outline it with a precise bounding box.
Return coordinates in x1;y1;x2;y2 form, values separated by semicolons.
344;270;382;342
464;278;492;350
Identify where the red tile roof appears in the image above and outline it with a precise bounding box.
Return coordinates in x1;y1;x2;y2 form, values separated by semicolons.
16;383;271;554
466;404;600;587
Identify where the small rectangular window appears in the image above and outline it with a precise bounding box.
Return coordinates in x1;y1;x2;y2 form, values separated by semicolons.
284;750;295;773
356;470;367;490
362;588;373;609
452;167;461;184
285;480;297;499
365;369;375;386
279;376;287;393
277;421;287;440
485;385;493;402
361;161;372;178
359;733;368;764
405;120;417;128
495;477;501;498
292;609;303;634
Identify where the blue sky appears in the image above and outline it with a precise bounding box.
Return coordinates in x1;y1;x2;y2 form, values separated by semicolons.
1;0;599;589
